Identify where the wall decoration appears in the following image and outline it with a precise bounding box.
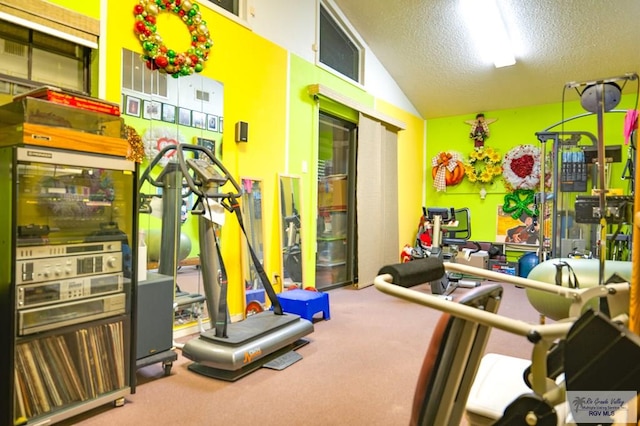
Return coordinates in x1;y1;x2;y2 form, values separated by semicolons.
502;144;541;191
125;124;145;163
496;206;539;244
192;111;206;129
142;126;186;167
464;146;502;184
464;113;497;148
431;151;464;192
125;95;141;117
196;137;215;162
218;117;224;133
207;114;218;132
502;189;538;220
132;0;213;77
161;103;176;123
143;100;162;120
178;107;191;126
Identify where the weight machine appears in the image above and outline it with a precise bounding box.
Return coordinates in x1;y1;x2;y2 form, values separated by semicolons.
412;207;480;298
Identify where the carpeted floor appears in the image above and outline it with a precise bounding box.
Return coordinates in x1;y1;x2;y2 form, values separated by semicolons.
57;268;542;426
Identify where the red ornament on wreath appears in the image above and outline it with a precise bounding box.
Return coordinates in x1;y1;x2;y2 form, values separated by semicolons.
133;0;213;77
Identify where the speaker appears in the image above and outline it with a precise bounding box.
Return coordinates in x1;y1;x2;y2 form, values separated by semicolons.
235;121;248;142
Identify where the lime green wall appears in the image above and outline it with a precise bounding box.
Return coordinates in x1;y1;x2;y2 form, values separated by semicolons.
288;54;376;286
425;95;636;243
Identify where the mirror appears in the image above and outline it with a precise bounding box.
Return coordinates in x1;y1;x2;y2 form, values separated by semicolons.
240;178;266;316
279;175;303;289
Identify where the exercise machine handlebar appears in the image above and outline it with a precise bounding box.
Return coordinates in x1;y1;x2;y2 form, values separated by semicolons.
175;143;242;200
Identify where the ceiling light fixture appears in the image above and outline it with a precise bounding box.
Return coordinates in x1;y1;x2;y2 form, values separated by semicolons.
459;0;516;68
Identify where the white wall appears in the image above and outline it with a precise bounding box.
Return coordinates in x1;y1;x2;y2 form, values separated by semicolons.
245;0;421;117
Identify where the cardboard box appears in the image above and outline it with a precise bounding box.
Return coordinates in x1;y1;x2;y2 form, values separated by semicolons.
456;250;489;269
319;175;347;209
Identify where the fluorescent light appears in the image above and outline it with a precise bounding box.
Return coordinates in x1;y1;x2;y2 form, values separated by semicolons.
459;0;516;68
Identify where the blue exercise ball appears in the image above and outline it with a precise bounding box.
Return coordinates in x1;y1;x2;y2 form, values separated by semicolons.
518;251;539;278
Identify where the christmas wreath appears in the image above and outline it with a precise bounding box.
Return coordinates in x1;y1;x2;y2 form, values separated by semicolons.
133;0;212;77
502;145;541;191
464;146;502;184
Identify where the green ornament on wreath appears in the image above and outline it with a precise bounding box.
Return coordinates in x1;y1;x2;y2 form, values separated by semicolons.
133;0;213;77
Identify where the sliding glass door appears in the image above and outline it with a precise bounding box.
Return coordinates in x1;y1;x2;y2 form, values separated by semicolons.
316;112;356;290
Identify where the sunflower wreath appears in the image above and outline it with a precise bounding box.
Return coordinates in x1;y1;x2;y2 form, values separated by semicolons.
464;146;502;184
133;0;213;77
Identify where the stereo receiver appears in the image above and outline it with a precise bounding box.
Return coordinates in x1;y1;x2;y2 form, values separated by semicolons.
16;241;123;285
18;293;126;336
17;272;123;309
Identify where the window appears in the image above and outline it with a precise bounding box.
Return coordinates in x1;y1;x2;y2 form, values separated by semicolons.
0;20;90;94
121;48;168;97
319;3;362;83
203;0;239;17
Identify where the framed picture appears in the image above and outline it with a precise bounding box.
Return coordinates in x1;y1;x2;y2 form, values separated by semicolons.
207;114;218;132
178;107;191;126
143;100;162;120
125;95;141;117
161;104;176;123
192;111;206;129
196;137;216;162
218;117;224;133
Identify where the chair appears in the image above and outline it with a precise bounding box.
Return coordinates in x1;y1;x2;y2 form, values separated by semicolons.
409;284;503;426
375;259;502;425
441;207;472;244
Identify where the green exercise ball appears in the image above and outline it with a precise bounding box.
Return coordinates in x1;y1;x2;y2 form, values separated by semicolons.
146;229;192;262
525;258;631;321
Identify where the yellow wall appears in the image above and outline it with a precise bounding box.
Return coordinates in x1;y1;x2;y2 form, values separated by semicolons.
45;0;100;19
99;1;421;315
103;2;290;314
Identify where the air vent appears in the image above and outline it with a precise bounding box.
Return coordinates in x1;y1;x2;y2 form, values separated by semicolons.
2;40;27;56
195;89;210;102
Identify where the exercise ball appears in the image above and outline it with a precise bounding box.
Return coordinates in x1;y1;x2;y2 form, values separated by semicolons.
525;258;631;321
145;229;192;262
518;251;539;278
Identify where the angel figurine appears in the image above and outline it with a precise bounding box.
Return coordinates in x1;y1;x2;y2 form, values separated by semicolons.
465;113;497;148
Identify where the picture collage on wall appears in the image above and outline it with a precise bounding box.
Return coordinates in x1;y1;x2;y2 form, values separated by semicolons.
123;95;223;133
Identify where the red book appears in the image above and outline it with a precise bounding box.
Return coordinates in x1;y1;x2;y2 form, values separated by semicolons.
14;86;121;116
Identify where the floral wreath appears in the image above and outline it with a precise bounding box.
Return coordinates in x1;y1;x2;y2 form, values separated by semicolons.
431;151;464;191
133;0;212;77
502;145;541;191
464;146;502;184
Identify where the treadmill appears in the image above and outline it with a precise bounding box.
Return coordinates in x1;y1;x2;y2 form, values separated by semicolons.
176;143;313;381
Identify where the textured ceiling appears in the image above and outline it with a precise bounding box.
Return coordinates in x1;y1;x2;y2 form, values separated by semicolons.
332;0;640;119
